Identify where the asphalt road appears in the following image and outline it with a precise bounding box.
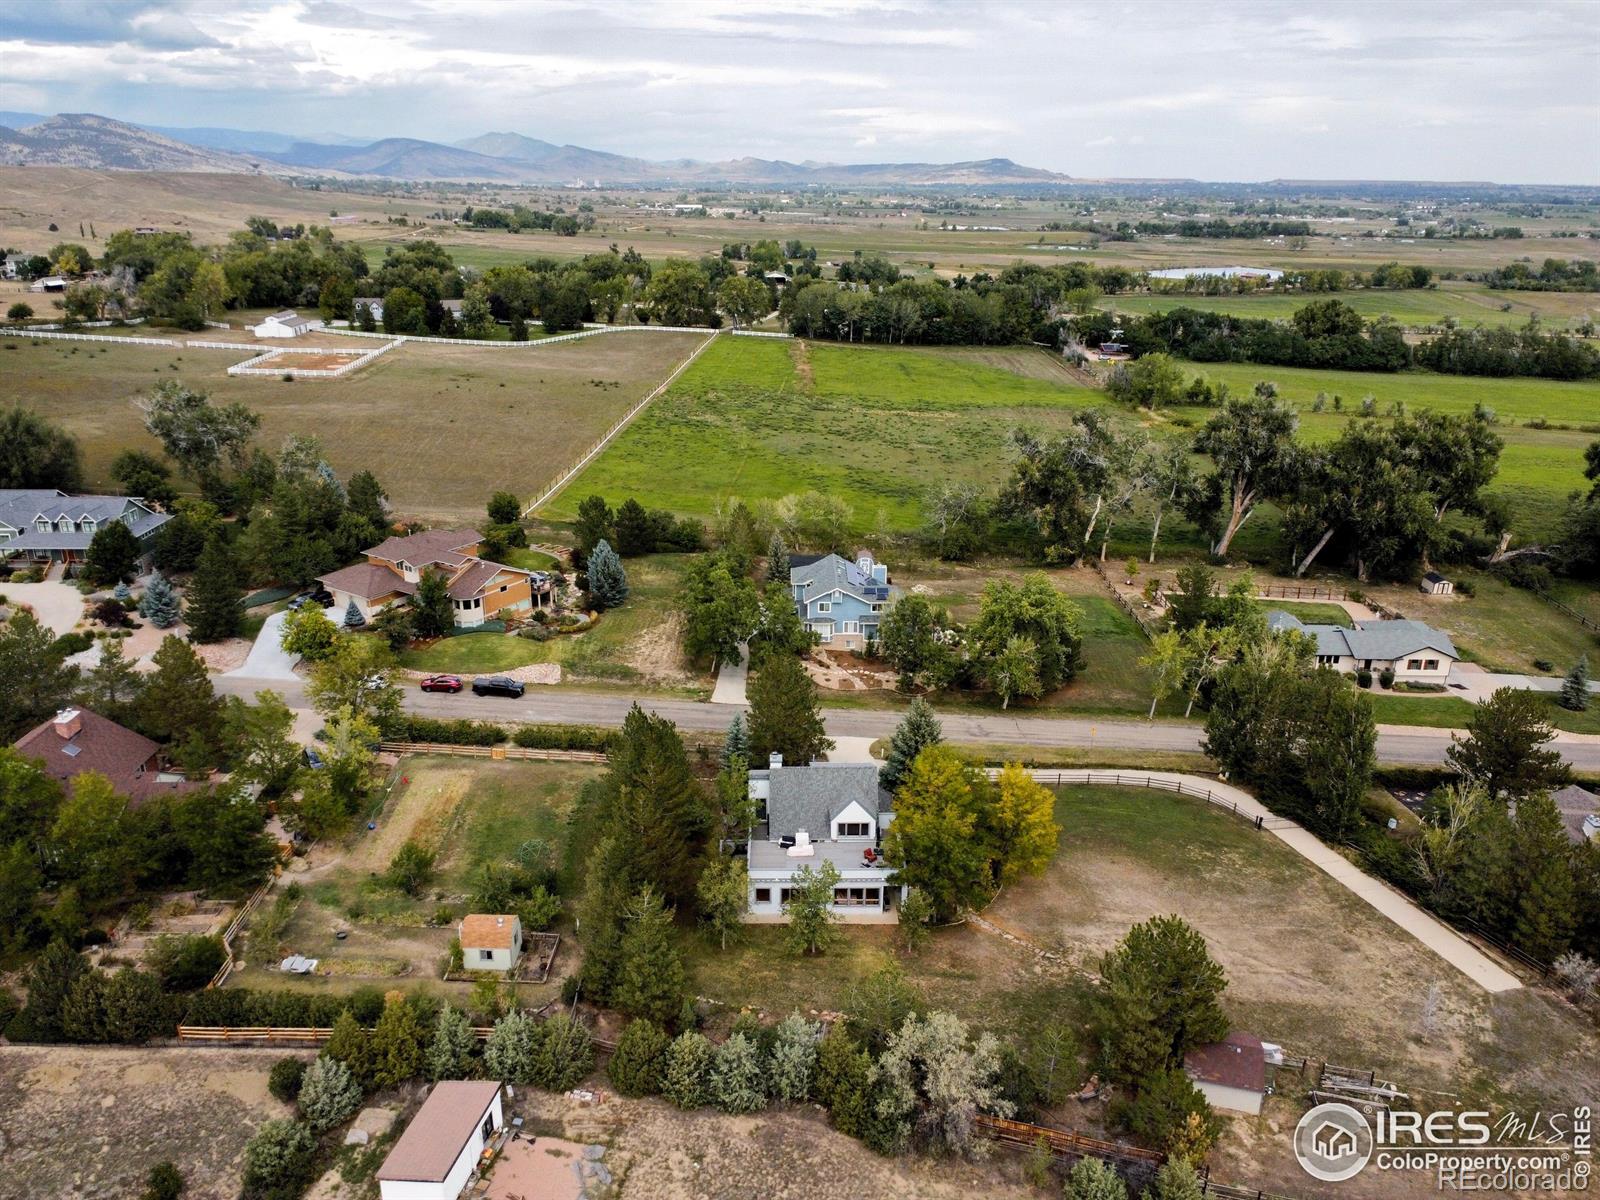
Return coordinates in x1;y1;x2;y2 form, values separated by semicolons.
214;676;1600;770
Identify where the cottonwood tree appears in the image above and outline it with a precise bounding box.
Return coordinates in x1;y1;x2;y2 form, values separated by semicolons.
696;855;748;951
989;764;1059;883
969;574;1084;696
877;596;954;692
138;381;260;485
870;1010;1014;1157
1139;629;1193;720
681;552;759;666
882;746;995;920
1185;391;1298;558
0;407;83;490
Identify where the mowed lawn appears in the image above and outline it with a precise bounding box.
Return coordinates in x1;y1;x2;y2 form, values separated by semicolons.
0;331;704;521
543;336;1104;530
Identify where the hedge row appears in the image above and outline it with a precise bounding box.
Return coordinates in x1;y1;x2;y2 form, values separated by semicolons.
511;724;617;753
379;716;507;746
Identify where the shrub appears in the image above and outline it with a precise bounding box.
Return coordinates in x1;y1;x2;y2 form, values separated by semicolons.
662;1031;715;1108
1355;668;1372;689
1534;658;1555;673
531;1012;594;1092
707;1031;766;1114
1378;667;1395;689
240;1119;316;1198
380;715;506;745
518;885;562;932
767;1013;820;1103
1455;578;1476;597
140;1161;185;1200
386;840;436;896
147;935;226;991
298;1055;364;1131
608;1018;671;1096
510;724;616;752
49;630;95;657
268;1057;307;1103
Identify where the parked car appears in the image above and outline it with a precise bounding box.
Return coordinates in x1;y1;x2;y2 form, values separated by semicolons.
472;675;526;698
287;587;334;611
421;674;463;693
302;746;325;769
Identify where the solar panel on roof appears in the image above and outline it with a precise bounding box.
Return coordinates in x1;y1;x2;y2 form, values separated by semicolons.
61;743;81;757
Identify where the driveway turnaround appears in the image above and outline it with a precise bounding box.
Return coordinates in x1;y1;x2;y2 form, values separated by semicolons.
1006;768;1522;994
0;580;85;636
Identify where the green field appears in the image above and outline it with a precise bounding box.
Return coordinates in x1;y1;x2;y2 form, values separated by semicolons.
544;336;1103;528
1100;283;1598;330
1367;690;1600;734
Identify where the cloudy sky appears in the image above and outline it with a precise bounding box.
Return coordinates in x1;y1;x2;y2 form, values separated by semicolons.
2;0;1597;182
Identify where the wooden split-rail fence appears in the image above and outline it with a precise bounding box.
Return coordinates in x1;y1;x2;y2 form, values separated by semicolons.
973;1114;1163;1170
378;741;607;764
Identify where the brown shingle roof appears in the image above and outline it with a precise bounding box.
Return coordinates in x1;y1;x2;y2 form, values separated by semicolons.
445;559;530;601
365;527;482;568
317;561;415;600
376;1080;502;1183
1184;1031;1265;1093
1550;785;1599;844
459;913;520;950
13;707;192;803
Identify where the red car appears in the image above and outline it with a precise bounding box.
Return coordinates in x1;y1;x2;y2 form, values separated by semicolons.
420;675;463;693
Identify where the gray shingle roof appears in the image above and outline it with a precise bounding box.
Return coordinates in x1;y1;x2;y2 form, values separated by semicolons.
0;491;168;550
759;762;892;839
1551;785;1599;844
1265;610;1457;661
790;553;891;605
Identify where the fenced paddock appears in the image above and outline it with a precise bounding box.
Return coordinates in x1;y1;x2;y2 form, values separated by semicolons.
989;767;1269;830
225;339;399;379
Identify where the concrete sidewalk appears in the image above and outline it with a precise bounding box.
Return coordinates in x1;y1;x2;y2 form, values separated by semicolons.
710;642;750;705
1015;767;1522;994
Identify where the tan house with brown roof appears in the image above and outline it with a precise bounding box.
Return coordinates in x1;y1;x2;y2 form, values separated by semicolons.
13;707;194;804
317;528;553;627
458;913;522;972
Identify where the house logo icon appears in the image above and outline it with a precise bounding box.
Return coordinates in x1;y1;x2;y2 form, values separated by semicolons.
1294;1102;1374;1182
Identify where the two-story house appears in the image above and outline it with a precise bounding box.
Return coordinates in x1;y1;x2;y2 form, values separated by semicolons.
0;489;170;569
744;754;903;923
316;528;554;627
790;550;896;653
1265;609;1458;683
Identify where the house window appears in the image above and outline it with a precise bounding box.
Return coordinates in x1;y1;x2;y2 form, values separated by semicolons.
832;887;881;906
871;603;884;612
754;887;772;904
35;519;48;532
1423;659;1438;671
779;887;794;905
482;1113;496;1141
478;949;494;962
837;822;870;838
1407;659;1422;670
1317;654;1339;666
816;601;831;613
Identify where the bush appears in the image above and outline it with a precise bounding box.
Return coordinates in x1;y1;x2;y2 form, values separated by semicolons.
531;1012;594;1092
240;1119;316;1198
140;1161;185;1200
298;1055;364;1131
49;630;95;657
380;715;506;746
387;841;437;896
707;1032;766;1114
268;1057;307;1103
662;1030;715;1108
1534;658;1555;673
148;935;227;991
518;885;562;932
608;1018;670;1096
511;724;616;753
1355;668;1372;689
1378;667;1395;689
1455;578;1476;597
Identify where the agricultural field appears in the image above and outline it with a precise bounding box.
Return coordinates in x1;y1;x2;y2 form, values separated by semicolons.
1099;281;1600;330
684;783;1600;1199
399;553;712;695
232;757;600;1003
0;330;703;521
543;336;1103;530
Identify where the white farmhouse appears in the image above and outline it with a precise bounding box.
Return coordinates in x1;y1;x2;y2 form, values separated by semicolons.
376;1080;504;1200
252;309;324;338
458;913;522;972
1266;610;1457;684
745;755;903;922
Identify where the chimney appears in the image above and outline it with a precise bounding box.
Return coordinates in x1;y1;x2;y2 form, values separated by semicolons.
769;752;782;771
53;708;82;739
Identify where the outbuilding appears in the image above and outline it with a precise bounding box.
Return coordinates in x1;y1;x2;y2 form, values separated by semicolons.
376;1080;504;1200
252;309;323;338
1184;1031;1267;1115
459;913;522;972
1420;572;1454;596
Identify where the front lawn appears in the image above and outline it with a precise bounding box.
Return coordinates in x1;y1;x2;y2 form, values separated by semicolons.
400;631;543;674
1257;599;1353;627
1368;689;1600;734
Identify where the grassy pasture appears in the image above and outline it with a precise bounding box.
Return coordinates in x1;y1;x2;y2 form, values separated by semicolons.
0;330;703;521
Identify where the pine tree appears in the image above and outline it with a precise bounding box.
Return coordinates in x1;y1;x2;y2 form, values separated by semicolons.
707;1031;766;1113
426;1005;477;1081
608;1018;671;1096
298;1056;363;1131
368;996;424;1088
607;705;710;906
138;573;181;629
767;1013;820;1103
184;535;243;642
880;697;943;794
662;1031;715;1109
587;539;629;610
766;531;790;582
748;651;833;766
80;635;145;725
411;570;452;637
721;713;751;768
322;1010;376;1089
342;597;366;629
1513;791;1579;963
483;1009;545;1084
1562;655;1591;712
139;635;222;754
614;887;688;1026
531;1012;594;1092
84;519;142;586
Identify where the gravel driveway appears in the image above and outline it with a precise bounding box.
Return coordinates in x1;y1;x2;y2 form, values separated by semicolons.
0;579;86;635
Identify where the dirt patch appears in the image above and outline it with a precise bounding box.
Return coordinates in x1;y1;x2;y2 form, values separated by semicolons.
621;610;698;686
0;1045;302;1200
191;637;251;672
256;351;370;371
788;337;815;391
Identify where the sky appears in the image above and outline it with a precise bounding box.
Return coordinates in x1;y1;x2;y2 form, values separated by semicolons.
2;0;1598;183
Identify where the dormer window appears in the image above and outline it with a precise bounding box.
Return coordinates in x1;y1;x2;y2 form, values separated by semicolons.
81;519;95;533
36;519;49;532
56;519;71;532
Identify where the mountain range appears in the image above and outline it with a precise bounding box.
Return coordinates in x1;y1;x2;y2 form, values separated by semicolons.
0;112;1072;186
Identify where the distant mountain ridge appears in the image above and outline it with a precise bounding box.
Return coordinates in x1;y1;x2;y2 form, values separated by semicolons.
0;111;1072;185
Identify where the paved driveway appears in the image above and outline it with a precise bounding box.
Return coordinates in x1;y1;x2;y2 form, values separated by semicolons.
0;580;85;635
223;608;304;681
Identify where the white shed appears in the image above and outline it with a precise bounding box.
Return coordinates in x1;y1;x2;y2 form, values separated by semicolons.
1420;572;1454;596
459;913;522;972
377;1080;504;1200
1184;1031;1267;1116
252;309;323;338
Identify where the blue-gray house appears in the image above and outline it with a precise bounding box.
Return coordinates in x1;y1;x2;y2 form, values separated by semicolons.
790;550;896;652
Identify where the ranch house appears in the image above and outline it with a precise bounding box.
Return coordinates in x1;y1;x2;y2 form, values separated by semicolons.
1265;609;1458;683
316;527;554;627
790;549;895;653
745;755;904;923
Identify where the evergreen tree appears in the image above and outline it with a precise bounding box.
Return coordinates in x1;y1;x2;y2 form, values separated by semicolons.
748;651;833;766
1146;1160;1205;1200
411;570;453;637
1064;1156;1128;1200
608;1018;671;1096
1513;791;1579;962
531;1012;594;1092
1562;655;1591;712
587;539;629;610
79;635;146;725
721;713;751;768
23;939;88;1038
483;1009;545;1084
1092;916;1229;1085
426;1005;477;1081
137;572;182;629
768;1013;820;1103
0;610;80;742
613;498;653;556
322;1009;376;1089
346;470;390;529
298;1056;363;1131
138;635;221;756
1447;687;1571;801
766;531;790;583
574;495;614;556
662;1031;715;1109
606;706;710;906
614;887;688;1026
184;535;243;642
342;597;366;629
83;519;142;586
368;995;425;1088
880;698;943;794
708;1031;767;1113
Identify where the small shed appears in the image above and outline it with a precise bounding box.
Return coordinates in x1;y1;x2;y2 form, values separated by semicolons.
1420;572;1454;596
1184;1031;1267;1115
459;913;522;973
377;1080;504;1200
